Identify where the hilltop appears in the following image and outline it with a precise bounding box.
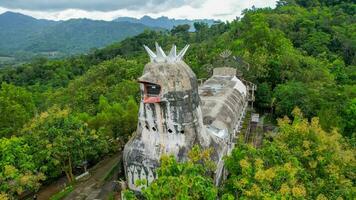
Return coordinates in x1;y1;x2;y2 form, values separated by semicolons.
0;0;355;199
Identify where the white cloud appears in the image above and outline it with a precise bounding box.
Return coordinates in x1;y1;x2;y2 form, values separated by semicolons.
0;0;205;12
154;0;277;20
0;0;277;21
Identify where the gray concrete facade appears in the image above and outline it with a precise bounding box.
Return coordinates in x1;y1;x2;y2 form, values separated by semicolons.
123;44;248;191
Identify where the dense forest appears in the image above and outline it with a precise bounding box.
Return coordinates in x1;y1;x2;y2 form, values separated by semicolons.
0;11;159;64
0;12;214;65
0;0;355;199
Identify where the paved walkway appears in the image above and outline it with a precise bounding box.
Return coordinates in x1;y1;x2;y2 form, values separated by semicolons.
37;177;67;200
63;152;121;200
35;152;121;200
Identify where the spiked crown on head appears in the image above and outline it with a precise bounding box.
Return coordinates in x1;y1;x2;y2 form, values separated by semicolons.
144;42;190;63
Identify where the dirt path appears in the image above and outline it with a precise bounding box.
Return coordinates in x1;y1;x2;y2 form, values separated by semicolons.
35;152;121;200
63;152;122;200
37;177;68;200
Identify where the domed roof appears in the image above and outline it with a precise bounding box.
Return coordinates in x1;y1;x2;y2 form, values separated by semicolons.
138;43;197;93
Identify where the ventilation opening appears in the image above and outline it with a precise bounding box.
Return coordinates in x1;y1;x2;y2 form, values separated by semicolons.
152;127;157;131
168;129;173;133
180;130;184;134
145;125;150;130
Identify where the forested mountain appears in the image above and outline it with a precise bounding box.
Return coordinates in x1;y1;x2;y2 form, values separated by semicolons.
0;0;355;199
0;12;215;64
0;12;56;60
115;15;216;30
20;19;158;54
0;12;159;61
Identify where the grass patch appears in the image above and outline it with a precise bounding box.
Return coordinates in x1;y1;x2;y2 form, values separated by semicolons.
49;185;74;200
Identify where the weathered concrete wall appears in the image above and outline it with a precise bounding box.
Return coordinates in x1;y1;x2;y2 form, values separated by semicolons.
123;44;248;191
123;59;209;191
212;67;236;77
199;68;248;184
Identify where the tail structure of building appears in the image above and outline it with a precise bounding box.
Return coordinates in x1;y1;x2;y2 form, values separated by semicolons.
123;43;248;191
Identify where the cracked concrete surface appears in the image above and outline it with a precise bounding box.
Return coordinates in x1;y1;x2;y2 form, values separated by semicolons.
123;45;248;192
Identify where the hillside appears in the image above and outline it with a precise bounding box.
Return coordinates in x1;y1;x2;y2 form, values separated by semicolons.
21;19;159;54
0;12;216;64
0;12;56;56
0;0;355;199
0;12;159;60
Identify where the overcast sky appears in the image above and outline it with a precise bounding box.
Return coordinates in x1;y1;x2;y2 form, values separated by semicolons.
0;0;277;21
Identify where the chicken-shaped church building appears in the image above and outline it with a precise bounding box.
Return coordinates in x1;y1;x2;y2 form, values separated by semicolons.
123;43;248;191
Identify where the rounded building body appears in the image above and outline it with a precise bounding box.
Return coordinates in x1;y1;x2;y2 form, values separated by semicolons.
199;67;248;184
123;44;248;191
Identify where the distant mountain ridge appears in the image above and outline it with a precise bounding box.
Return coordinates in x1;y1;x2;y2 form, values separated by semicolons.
0;12;160;60
0;12;56;53
115;15;217;30
0;11;218;64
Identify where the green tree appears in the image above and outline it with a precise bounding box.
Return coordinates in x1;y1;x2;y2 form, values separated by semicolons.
125;146;218;200
255;82;272;111
0;0;355;195
0;83;36;137
342;98;356;137
224;108;355;199
194;22;209;42
330;59;349;84
301;32;331;56
171;24;190;35
89;95;138;139
0;137;45;198
22;107;109;182
273;81;319;118
49;58;142;114
171;24;191;41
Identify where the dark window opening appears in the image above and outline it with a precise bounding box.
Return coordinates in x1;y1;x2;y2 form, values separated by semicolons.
145;125;150;130
180;130;184;134
145;83;161;97
142;82;161;103
168;129;173;133
152;127;157;131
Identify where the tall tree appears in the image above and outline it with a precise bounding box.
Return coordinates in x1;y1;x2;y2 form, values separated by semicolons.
224;108;355;199
0;83;36;137
22;107;109;182
0;137;45;198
